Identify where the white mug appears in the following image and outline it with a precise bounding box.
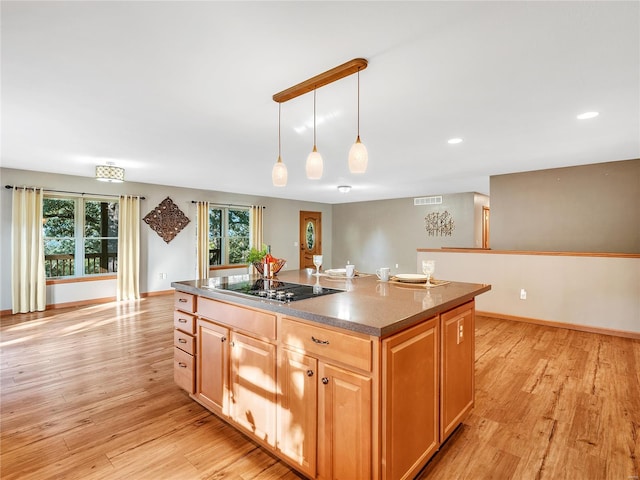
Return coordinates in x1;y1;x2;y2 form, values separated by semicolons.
376;267;390;282
345;264;355;278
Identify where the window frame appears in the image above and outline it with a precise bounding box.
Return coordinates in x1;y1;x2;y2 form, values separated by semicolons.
208;205;250;267
43;194;119;280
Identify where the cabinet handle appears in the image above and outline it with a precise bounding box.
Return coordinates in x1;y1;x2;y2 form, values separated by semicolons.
311;336;330;345
221;337;227;342
307;370;314;377
178;362;187;368
322;377;329;385
178;298;187;303
230;341;235;347
178;318;187;323
178;338;187;343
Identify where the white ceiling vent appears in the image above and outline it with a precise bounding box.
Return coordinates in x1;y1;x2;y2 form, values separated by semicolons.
414;195;442;206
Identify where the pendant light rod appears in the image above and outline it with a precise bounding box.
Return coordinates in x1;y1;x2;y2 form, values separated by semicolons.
278;102;282;156
356;68;361;137
313;89;317;147
273;58;368;103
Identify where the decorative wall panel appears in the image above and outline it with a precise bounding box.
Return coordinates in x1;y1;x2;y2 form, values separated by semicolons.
143;197;190;243
425;211;455;237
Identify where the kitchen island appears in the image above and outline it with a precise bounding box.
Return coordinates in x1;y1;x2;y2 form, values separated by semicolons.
172;270;490;480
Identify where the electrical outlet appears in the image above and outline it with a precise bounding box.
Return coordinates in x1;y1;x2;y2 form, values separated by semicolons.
159;272;167;280
520;288;527;300
457;319;464;344
395;263;399;268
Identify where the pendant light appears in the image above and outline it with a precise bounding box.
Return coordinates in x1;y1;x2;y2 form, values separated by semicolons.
348;68;368;174
272;103;288;187
306;88;323;180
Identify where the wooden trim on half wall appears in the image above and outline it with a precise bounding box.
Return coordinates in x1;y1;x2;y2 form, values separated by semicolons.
417;248;640;259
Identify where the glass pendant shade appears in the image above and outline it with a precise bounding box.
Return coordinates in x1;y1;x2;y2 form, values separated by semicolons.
348;136;368;173
272;103;287;187
306;89;323;180
348;68;368;174
272;156;287;187
306;146;323;179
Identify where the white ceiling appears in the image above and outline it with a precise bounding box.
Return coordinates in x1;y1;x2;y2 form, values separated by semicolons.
2;1;639;204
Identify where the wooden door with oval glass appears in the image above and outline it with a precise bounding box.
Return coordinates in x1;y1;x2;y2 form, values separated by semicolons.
299;211;322;269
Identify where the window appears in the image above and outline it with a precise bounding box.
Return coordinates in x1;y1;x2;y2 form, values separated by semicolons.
43;196;119;278
208;206;250;266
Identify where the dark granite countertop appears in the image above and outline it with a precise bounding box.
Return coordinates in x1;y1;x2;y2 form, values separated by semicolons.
172;269;491;337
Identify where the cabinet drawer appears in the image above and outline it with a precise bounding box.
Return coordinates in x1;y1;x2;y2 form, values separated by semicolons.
280;318;372;372
198;297;276;340
174;291;196;313
174;347;195;393
174;329;195;355
174;311;196;334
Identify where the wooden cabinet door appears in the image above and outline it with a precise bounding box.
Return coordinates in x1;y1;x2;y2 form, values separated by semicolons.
277;348;317;478
196;318;229;417
317;363;372;480
382;317;439;480
440;301;475;440
230;332;277;448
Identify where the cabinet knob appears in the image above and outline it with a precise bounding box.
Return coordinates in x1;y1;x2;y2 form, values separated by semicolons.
311;336;330;345
307;370;314;377
322;377;329;385
221;336;227;342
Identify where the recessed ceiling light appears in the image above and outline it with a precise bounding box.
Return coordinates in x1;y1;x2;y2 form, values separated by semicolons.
447;138;463;144
577;111;599;120
337;185;351;193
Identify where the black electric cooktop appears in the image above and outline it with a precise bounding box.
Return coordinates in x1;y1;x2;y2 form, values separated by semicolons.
214;278;343;303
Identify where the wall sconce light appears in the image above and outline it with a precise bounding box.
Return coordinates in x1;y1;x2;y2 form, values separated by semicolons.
96;163;124;183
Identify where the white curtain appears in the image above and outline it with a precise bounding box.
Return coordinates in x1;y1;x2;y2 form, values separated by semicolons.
196;201;209;279
11;187;46;313
117;195;140;301
250;205;264;251
250;205;264;274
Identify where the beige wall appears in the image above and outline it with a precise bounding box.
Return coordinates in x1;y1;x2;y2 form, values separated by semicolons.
0;168;332;310
490;159;640;253
417;250;640;334
332;192;488;275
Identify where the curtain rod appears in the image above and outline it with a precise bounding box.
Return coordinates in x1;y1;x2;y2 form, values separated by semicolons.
5;185;145;200
191;200;265;209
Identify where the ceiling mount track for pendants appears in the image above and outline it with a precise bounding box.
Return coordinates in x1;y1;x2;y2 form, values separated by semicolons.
273;58;368;103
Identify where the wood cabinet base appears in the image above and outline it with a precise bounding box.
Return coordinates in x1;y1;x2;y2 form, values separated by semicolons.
174;291;476;480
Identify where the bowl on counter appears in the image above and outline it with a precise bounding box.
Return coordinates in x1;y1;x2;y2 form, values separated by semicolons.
253;258;287;275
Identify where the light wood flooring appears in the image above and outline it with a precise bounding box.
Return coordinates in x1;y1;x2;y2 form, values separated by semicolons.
1;295;638;479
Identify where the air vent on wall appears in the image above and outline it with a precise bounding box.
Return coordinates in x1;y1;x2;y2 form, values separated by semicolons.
414;196;442;206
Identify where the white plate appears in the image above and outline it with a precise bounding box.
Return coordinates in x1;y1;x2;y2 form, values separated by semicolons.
325;268;347;276
394;273;428;283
